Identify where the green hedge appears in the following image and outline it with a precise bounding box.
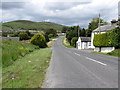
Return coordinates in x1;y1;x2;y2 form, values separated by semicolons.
93;27;120;48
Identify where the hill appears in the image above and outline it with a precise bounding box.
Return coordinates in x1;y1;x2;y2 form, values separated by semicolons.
2;20;64;31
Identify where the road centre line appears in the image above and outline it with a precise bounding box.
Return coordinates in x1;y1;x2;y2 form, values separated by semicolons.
86;57;107;66
74;53;81;56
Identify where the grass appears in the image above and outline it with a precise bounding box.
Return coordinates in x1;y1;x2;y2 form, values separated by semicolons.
2;20;64;31
2;40;39;67
47;37;58;48
92;49;120;57
0;38;2;89
2;49;52;88
62;37;75;48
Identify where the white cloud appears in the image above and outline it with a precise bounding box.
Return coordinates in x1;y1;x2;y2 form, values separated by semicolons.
1;0;119;28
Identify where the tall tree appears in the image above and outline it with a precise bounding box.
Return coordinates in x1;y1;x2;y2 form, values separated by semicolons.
88;18;108;31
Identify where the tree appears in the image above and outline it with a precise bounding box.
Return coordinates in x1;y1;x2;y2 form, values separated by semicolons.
81;28;86;36
71;37;78;47
44;34;49;42
61;26;68;33
44;28;57;36
86;29;92;37
30;33;47;48
88;18;108;31
19;33;29;40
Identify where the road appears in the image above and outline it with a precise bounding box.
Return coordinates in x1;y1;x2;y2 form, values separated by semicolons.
43;36;118;88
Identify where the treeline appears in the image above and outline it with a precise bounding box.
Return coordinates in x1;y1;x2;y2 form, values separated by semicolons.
62;18;108;47
93;27;120;48
3;28;58;48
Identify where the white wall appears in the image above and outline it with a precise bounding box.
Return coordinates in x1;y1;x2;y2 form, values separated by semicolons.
94;47;115;53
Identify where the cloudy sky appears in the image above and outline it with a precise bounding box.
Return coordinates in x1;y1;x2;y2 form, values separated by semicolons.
1;0;120;28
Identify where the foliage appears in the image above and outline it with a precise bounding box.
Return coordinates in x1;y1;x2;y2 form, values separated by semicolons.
30;33;47;48
88;18;108;31
111;27;120;48
2;49;52;88
93;27;120;48
71;37;78;47
44;28;57;36
62;37;75;48
2;20;64;31
2;40;39;67
61;26;68;33
19;33;29;40
48;34;54;38
44;34;49;42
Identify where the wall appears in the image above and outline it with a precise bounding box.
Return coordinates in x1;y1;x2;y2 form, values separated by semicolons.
94;47;115;53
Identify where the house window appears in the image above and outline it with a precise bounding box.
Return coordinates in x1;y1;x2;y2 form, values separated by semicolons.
88;42;91;46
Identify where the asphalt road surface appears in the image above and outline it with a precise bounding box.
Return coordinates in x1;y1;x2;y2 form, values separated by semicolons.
43;36;118;88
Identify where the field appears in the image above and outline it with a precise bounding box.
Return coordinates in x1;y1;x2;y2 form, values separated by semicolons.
2;40;39;67
2;20;64;31
62;37;75;48
2;49;52;88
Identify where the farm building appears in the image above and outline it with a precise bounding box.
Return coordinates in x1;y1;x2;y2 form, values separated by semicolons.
76;37;91;49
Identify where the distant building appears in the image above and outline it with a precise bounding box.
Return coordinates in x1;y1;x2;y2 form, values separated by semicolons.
76;37;91;49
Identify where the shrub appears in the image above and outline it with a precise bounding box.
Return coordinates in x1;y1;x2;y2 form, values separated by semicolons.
30;33;47;48
71;37;78;47
19;33;29;40
44;34;49;42
48;34;54;38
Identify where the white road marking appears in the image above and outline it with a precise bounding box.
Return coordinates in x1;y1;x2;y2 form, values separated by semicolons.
86;57;107;66
74;53;81;56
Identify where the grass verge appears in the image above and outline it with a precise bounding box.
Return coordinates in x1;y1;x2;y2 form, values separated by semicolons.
47;37;58;48
2;49;52;88
2;40;39;67
62;37;75;48
92;49;120;57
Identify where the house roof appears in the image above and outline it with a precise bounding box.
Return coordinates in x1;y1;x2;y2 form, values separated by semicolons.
93;24;118;32
81;37;91;42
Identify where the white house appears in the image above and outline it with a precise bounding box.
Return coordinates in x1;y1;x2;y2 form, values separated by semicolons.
76;37;91;49
91;20;118;52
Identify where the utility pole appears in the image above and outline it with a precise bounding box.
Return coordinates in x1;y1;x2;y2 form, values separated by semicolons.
98;13;101;34
78;25;80;38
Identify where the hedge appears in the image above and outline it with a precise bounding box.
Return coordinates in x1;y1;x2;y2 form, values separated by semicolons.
93;27;120;48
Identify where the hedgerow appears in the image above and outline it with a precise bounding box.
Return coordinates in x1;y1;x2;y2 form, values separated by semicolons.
93;27;120;48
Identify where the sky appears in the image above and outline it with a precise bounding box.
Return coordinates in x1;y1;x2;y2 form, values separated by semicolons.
0;0;120;28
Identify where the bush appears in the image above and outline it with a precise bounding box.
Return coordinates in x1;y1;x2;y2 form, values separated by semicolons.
71;37;78;47
19;33;29;40
48;34;54;38
30;33;47;48
44;34;49;42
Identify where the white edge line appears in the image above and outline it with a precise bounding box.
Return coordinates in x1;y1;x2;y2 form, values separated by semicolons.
86;57;107;66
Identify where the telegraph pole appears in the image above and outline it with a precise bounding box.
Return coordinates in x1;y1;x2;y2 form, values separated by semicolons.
98;13;101;33
78;25;80;38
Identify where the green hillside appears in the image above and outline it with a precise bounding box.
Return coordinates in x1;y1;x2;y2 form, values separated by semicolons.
2;20;64;31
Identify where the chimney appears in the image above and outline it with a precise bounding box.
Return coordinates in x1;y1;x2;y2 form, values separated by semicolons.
111;19;117;25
